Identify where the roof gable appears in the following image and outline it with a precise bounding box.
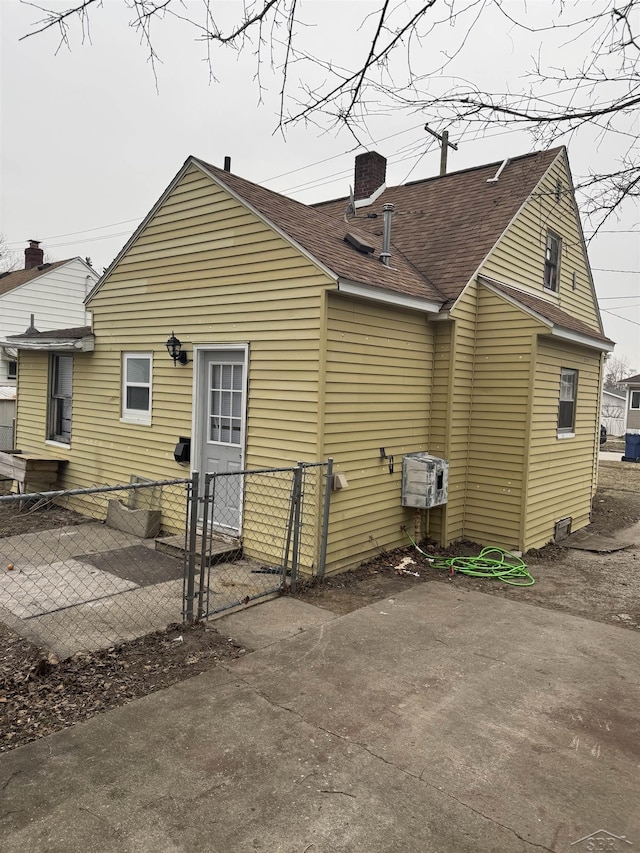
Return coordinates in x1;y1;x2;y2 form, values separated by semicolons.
0;259;72;298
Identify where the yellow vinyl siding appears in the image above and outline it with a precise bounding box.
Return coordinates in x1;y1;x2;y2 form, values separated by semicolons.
479;152;601;332
445;284;478;543
524;338;602;550
15;351;49;444
463;287;546;548
16;164;332;564
322;294;433;571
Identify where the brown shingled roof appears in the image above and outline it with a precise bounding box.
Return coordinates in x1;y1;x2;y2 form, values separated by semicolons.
314;149;562;302
0;260;70;298
480;278;614;347
193;158;444;305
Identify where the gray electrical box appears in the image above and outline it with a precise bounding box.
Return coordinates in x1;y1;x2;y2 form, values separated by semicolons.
401;452;449;508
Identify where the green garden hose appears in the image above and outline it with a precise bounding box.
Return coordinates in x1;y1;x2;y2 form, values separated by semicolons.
404;531;535;586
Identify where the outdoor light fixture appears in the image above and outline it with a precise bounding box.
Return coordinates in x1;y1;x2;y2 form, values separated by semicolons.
165;332;189;365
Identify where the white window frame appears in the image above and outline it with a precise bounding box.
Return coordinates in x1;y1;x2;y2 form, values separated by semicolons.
543;230;562;293
121;352;153;425
631;390;640;410
47;353;73;446
7;359;17;380
557;367;578;437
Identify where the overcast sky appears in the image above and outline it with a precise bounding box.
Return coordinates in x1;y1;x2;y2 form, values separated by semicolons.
1;0;638;368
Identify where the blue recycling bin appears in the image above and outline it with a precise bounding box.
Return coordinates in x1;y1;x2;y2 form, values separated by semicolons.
623;431;640;462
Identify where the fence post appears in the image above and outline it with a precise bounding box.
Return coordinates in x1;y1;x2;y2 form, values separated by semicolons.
197;473;213;619
289;463;304;594
184;471;200;623
317;457;333;579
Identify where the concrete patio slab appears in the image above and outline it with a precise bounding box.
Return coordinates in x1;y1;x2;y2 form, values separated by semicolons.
215;595;339;650
1;583;638;852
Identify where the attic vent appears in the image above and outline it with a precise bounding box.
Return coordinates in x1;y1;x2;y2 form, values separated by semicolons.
344;231;375;255
37;263;51;271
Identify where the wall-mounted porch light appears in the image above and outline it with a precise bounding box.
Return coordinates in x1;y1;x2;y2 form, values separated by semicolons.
165;332;190;366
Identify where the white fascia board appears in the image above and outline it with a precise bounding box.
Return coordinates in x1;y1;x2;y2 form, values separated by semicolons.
337;279;443;314
550;326;614;352
194;160;339;284
354;183;387;209
8;337;95;352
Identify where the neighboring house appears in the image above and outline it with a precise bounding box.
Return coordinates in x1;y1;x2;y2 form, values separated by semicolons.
601;389;627;437
9;147;613;572
0;242;98;448
619;374;640;431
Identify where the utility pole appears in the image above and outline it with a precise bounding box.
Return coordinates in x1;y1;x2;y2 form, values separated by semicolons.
424;124;458;176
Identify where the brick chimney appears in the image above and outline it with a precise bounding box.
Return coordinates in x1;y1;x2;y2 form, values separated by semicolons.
354;151;387;203
24;240;44;270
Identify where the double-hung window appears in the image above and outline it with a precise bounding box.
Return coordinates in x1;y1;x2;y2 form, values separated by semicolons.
558;368;578;436
122;353;152;424
49;354;73;444
631;391;640;410
7;360;17;380
544;231;561;292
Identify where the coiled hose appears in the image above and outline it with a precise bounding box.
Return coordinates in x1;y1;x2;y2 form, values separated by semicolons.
404;530;535;586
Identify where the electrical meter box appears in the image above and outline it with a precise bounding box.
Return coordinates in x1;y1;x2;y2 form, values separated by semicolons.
401;452;449;509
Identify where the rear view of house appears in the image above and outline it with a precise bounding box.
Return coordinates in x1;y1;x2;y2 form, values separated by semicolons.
9;146;613;572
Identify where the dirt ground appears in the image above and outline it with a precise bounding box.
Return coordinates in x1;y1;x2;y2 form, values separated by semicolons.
296;460;640;625
1;458;639;752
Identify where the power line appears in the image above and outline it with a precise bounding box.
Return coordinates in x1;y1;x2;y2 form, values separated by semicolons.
592;268;640;274
598;295;640;300
602;309;640;326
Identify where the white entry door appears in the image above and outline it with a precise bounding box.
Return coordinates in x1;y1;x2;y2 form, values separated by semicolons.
198;349;246;532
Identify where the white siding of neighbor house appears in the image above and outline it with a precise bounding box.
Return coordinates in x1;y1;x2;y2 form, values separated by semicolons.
0;259;96;383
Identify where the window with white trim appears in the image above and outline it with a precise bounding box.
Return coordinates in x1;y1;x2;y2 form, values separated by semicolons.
7;360;17;380
48;354;73;444
122;353;152;423
558;367;577;435
631;391;640;410
544;231;562;292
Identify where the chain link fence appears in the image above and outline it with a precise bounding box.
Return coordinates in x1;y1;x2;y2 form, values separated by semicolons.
192;461;331;619
0;479;190;660
0;461;332;660
0;423;14;452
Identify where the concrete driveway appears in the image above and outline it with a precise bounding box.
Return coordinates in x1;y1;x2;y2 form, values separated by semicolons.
1;584;638;852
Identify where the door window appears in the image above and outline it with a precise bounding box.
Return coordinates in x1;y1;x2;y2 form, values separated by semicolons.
209;363;243;445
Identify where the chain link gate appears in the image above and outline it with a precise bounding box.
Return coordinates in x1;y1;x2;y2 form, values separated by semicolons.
183;460;333;621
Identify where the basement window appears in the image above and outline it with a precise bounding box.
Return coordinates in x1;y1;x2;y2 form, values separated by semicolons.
48;354;73;444
122;353;152;424
543;231;561;292
557;367;577;437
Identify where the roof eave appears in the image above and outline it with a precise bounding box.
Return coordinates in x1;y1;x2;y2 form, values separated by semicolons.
480;277;613;353
337;279;443;314
550;326;613;353
5;336;95;352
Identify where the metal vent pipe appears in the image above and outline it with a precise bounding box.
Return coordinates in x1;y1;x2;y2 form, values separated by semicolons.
380;203;394;266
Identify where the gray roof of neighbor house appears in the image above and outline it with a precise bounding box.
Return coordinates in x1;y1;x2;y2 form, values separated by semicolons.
314;148;562;304
619;373;640;384
0;260;70;298
194;158;443;305
7;326;92;341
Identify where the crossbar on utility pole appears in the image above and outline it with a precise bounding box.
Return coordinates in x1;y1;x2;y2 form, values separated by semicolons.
424;124;458;176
